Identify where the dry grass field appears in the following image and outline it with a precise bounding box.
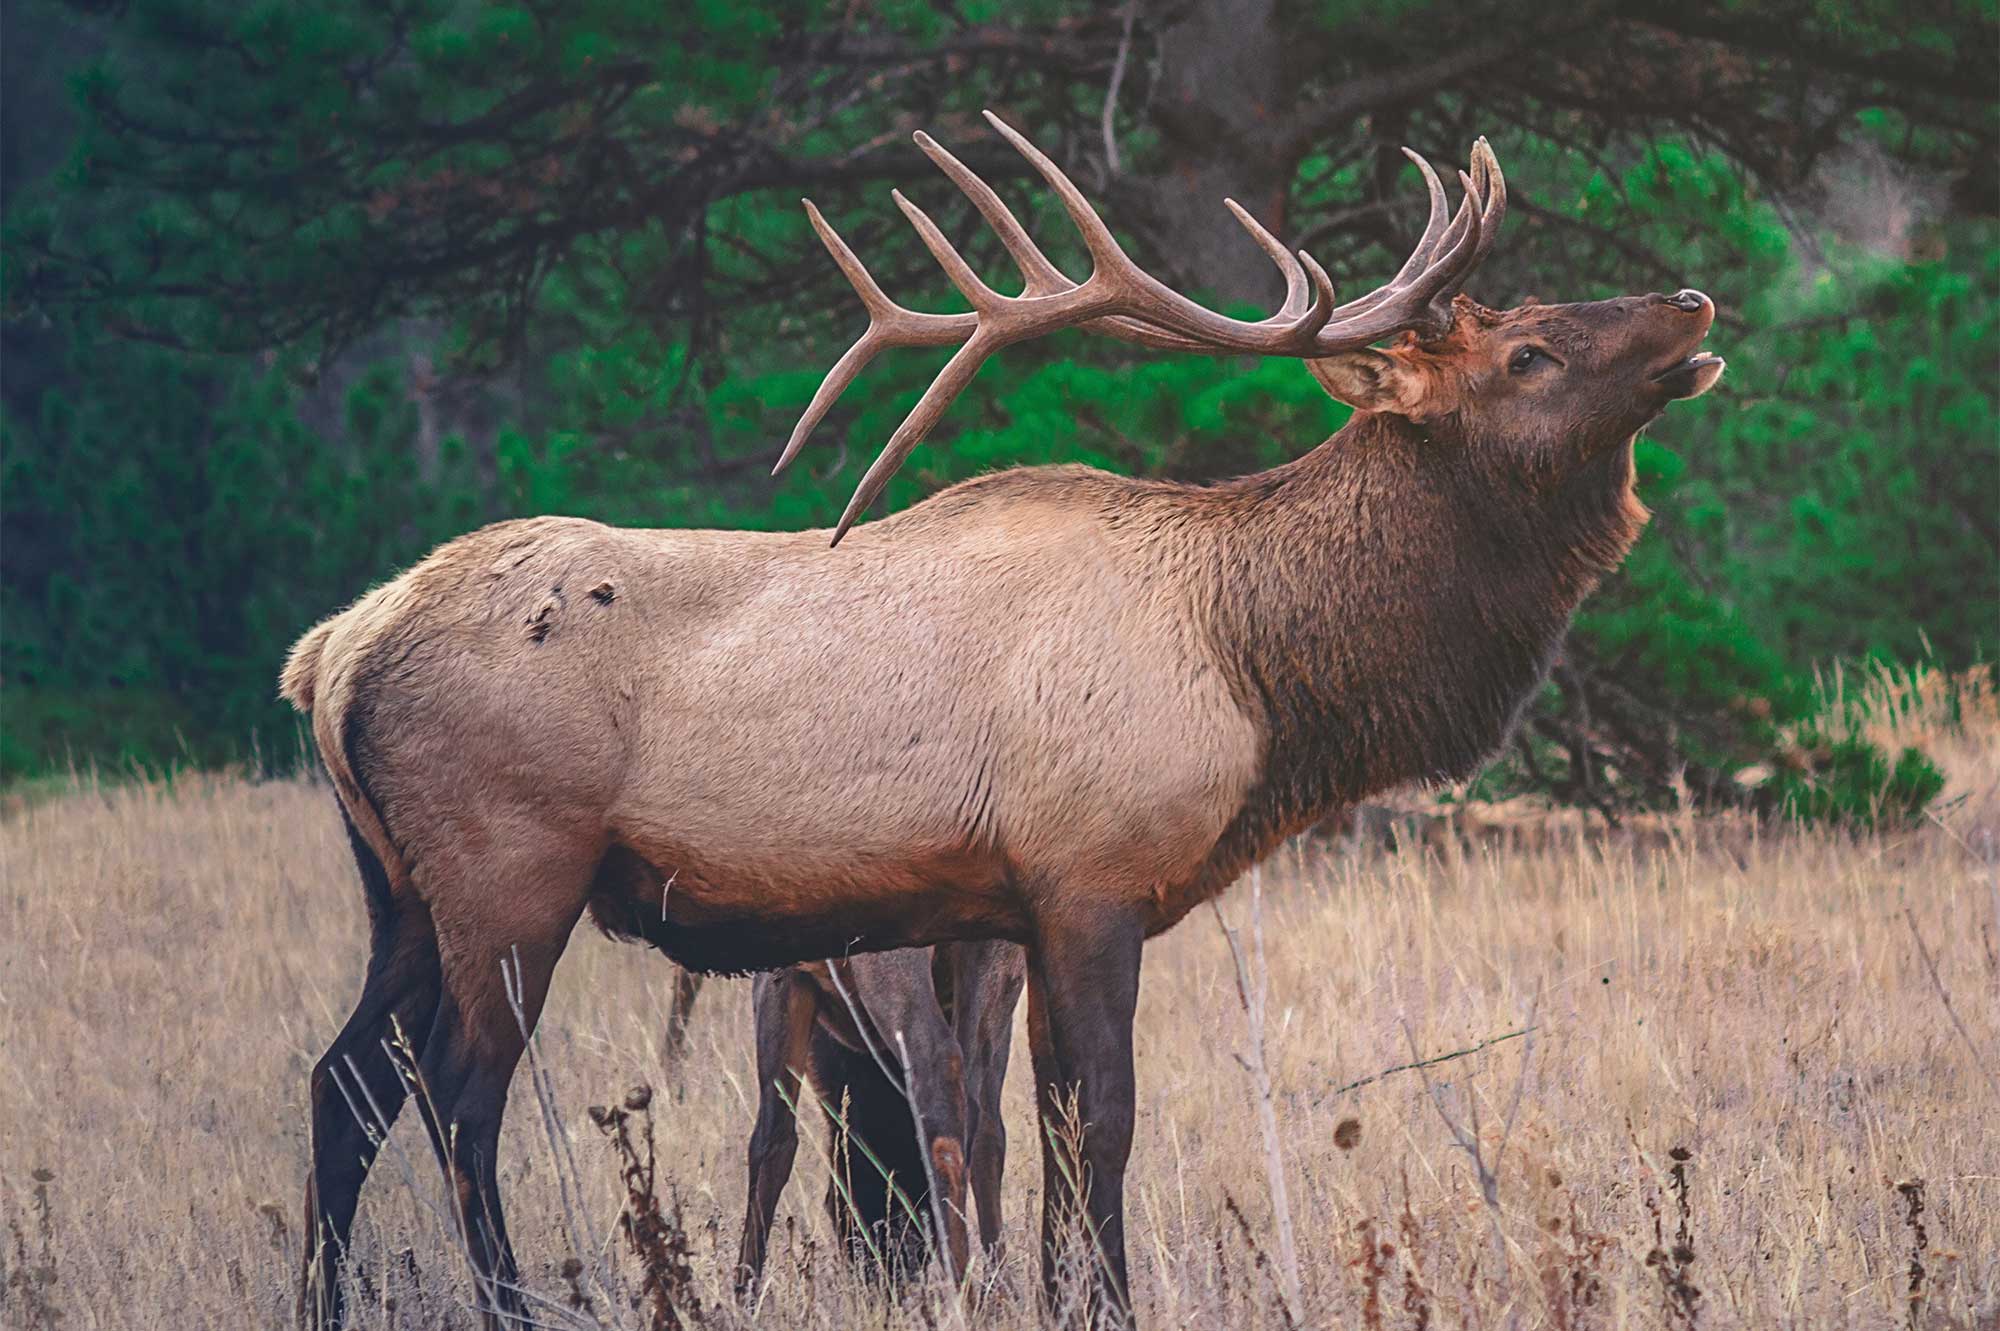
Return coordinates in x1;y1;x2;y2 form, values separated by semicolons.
3;669;1996;1330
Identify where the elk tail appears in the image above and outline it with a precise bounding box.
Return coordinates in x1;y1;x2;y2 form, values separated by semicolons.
280;616;340;713
281;606;409;900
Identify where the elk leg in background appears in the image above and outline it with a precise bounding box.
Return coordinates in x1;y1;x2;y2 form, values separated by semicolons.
659;966;706;1077
813;1021;933;1282
300;818;443;1331
1027;910;1143;1327
946;939;1026;1258
844;949;975;1282
736;970;819;1298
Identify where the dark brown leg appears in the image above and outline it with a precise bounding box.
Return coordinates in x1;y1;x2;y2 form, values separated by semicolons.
815;1026;930;1283
300;818;442;1331
948;940;1026;1259
736;970;818;1299
405;839;593;1331
841;951;976;1280
660;966;706;1077
406;936;569;1331
1027;909;1143;1328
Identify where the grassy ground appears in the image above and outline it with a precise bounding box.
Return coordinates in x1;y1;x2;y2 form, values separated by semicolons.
2;674;1995;1329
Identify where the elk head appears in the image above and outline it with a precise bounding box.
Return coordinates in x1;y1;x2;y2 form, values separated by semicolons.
778;111;1723;539
1308;290;1724;486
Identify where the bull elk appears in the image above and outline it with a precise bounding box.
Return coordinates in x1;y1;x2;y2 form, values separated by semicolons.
285;111;1723;1328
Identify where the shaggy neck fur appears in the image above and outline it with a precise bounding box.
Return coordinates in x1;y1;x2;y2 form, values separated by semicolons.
1122;410;1650;887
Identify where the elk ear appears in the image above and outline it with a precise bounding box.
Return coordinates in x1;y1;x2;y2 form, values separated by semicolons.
1306;349;1432;418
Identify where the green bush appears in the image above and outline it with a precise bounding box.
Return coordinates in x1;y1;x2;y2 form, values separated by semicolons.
1769;733;1946;829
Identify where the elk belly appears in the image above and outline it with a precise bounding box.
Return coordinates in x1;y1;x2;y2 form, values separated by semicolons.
585;842;1024;975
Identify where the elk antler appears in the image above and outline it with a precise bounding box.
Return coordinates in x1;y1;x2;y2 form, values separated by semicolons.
782;110;1506;545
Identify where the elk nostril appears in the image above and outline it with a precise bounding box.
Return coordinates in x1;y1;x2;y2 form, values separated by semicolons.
1667;289;1709;313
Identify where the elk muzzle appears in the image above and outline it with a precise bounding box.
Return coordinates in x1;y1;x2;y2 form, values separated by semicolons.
1647;289;1725;400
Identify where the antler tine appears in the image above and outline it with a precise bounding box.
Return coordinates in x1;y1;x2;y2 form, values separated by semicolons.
834;331;1001;543
776;334;892;477
892;188;1007;312
913;130;1071;298
981;110;1127;270
1297;249;1338;317
1317;148;1473;327
1467;137;1507;271
1418;153;1502;305
1389;171;1490;332
774;201;974;475
1094;196;1324;345
802;197;911;323
984;110;1336;348
1224;198;1311;318
1425;170;1484;277
915;126;1224;351
1394;149;1452;279
983;110;1337;335
892;158;1327;350
971;108;1312;323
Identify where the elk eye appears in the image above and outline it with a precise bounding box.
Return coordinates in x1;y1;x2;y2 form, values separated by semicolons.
1510;346;1547;374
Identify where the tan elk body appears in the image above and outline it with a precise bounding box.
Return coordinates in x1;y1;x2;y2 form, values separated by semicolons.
287;408;1643;959
286;114;1723;1328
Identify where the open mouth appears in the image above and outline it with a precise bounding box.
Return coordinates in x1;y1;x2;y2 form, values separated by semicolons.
1651;350;1727;400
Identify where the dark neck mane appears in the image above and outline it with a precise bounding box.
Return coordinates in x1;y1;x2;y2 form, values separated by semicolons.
1132;411;1648;880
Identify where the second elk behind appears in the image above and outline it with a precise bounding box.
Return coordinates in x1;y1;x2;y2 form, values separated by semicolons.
732;940;1026;1296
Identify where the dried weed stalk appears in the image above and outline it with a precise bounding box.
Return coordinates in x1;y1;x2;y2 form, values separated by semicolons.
588;1087;704;1331
1641;1143;1701;1327
1220;1191;1299;1331
1401;984;1541;1288
1211;868;1303;1323
2;1169;61;1331
1897;1178;1928;1329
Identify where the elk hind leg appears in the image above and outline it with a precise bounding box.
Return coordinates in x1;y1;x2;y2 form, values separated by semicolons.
736;970;818;1300
659;966;706;1080
846;949;975;1283
815;1029;929;1283
300;815;441;1331
405;834;596;1330
947;939;1026;1261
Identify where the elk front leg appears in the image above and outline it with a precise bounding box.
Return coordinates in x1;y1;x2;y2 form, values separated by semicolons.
844;949;974;1284
1027;909;1143;1327
736;970;818;1300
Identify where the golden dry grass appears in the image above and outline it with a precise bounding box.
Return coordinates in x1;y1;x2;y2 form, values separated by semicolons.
2;673;1995;1329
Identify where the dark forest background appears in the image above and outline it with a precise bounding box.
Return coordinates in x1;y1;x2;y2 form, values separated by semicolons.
2;0;1995;819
